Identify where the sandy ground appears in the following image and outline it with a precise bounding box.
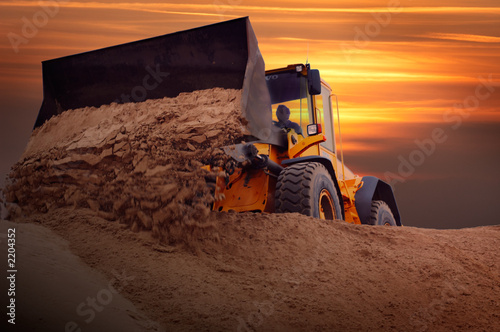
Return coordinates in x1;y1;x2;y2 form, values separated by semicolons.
3;208;498;332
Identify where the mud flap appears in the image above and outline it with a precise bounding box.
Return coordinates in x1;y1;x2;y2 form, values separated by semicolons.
354;176;402;226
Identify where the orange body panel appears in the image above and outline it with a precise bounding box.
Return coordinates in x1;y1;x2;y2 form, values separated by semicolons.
212;168;269;212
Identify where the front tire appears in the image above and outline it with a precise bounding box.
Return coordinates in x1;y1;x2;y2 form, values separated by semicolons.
275;162;342;220
370;200;396;226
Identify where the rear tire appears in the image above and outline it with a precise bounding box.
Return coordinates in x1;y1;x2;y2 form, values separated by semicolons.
275;162;342;220
370;200;396;226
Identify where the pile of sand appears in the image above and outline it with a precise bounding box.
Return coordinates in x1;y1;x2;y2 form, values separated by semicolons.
5;88;247;243
10;208;500;331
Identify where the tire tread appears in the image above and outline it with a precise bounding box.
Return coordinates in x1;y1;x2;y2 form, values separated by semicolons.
369;200;396;226
275;162;341;219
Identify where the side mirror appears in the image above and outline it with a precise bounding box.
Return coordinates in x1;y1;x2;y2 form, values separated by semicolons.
308;69;321;95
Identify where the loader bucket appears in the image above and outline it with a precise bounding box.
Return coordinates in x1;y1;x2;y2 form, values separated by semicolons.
34;17;273;142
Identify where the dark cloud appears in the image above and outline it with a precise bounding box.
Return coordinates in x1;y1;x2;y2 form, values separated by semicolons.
344;121;500;228
0;95;38;187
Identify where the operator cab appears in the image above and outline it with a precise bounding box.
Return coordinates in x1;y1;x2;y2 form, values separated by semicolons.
265;64;337;155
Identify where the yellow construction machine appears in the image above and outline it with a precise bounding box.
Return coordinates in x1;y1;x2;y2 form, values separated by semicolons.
210;63;401;226
33;17;401;226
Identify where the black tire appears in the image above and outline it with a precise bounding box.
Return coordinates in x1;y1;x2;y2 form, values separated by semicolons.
370;200;397;226
275;162;342;220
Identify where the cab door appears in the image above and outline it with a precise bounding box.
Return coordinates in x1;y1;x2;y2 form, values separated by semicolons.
313;83;337;172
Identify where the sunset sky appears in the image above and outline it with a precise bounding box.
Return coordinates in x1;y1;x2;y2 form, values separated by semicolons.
1;0;499;228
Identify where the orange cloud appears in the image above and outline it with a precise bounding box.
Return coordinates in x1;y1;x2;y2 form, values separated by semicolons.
424;33;500;43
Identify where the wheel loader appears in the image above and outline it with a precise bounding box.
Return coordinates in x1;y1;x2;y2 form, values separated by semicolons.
33;17;401;226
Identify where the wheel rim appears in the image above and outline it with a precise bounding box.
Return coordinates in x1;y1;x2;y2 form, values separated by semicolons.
319;189;335;220
382;216;394;226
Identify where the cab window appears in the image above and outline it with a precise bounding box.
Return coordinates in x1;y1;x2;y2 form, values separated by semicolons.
314;85;336;153
267;72;312;135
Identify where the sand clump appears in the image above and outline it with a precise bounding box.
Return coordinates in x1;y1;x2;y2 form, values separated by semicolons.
5;88;247;243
